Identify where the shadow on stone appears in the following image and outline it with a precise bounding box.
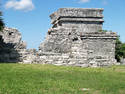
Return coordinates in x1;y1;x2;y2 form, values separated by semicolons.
0;27;26;63
0;35;20;63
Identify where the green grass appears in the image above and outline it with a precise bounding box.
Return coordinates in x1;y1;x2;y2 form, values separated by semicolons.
0;64;125;94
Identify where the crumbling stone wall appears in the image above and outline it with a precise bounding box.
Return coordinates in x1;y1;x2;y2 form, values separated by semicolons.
0;27;27;62
120;58;125;65
0;27;38;63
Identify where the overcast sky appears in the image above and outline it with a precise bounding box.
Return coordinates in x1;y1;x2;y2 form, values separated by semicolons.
1;0;125;49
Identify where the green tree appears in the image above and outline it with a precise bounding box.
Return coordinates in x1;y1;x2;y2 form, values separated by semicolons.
115;36;125;62
0;11;4;31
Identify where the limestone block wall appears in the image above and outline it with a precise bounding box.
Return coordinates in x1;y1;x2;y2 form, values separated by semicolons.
39;27;117;67
50;8;104;32
39;27;73;53
0;27;27;63
121;58;125;65
61;22;102;33
81;32;117;66
0;27;39;63
0;27;22;44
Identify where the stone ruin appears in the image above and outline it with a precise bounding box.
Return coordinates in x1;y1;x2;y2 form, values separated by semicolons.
0;8;118;67
0;27;26;62
38;8;117;67
0;27;38;63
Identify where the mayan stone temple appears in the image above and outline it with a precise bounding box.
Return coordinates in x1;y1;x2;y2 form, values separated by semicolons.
0;8;118;67
38;8;117;67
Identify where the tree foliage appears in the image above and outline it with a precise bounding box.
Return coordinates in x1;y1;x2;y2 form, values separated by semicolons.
115;36;125;62
0;11;4;31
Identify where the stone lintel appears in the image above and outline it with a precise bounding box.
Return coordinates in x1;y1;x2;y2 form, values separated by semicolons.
80;32;117;39
59;17;104;22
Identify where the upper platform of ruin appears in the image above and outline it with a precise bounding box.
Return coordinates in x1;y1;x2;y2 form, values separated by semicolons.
50;8;104;24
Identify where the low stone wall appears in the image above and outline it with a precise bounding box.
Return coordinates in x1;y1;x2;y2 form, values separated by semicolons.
121;58;125;65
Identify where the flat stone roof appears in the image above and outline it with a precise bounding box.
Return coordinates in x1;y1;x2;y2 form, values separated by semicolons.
50;8;103;18
50;8;104;24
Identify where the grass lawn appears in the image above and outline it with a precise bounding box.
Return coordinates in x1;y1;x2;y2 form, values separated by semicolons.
0;64;125;94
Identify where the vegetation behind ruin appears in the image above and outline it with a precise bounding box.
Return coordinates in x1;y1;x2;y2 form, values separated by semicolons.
0;11;4;31
115;36;125;62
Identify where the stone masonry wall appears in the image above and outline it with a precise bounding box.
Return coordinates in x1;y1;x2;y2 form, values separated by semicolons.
0;27;38;63
38;27;117;67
